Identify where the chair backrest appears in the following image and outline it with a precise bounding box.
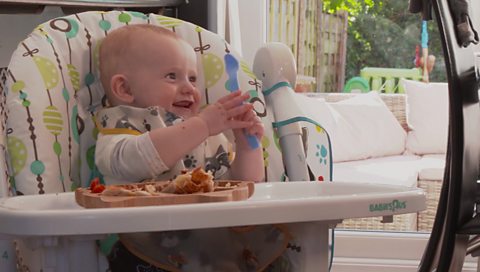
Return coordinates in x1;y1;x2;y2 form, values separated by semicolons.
1;10;287;195
360;67;422;93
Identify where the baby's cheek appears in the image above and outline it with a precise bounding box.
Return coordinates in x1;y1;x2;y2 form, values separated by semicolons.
192;94;201;113
191;102;201;115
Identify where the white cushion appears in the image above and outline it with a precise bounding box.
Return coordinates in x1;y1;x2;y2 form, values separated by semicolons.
402;79;449;155
298;91;406;162
418;154;446;181
334;155;421;187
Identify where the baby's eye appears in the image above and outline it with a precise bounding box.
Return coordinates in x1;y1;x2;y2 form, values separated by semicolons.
189;76;197;83
166;73;176;80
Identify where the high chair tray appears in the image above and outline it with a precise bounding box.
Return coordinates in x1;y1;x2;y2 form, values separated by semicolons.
74;180;255;208
0;181;426;236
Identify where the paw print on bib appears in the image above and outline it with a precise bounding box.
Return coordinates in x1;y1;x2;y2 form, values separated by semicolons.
100;115;109;127
183;154;197;168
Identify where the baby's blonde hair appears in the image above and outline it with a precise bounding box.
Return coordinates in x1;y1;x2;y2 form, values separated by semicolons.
99;24;179;103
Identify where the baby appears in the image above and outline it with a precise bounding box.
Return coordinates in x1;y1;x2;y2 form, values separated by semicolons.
96;24;264;184
96;24;289;271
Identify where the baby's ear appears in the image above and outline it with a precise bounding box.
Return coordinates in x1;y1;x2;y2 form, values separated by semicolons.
110;74;134;104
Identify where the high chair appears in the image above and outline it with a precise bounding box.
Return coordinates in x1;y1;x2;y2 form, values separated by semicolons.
0;9;326;271
0;10;425;272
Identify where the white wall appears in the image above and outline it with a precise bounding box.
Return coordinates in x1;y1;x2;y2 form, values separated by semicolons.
208;0;267;66
238;0;267;66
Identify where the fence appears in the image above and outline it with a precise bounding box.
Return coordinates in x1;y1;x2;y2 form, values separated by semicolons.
267;0;347;92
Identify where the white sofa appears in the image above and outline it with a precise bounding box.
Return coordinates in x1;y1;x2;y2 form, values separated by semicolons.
304;79;448;232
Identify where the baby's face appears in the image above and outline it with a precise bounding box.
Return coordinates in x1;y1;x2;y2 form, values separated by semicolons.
127;34;200;119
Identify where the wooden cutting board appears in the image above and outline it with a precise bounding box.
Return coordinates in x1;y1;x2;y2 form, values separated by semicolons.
75;180;255;208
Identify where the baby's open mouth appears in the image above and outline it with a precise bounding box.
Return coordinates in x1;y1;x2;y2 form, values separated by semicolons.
173;101;193;108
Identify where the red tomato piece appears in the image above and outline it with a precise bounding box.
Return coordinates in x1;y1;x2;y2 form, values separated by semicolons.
91;184;105;194
89;177;100;191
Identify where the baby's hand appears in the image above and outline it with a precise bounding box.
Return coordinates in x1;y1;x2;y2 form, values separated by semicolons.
198;91;253;136
233;109;264;141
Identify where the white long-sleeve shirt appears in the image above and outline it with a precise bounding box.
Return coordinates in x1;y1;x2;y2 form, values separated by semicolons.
95;105;233;184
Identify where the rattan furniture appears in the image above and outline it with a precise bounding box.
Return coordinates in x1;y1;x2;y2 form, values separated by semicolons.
319;93;442;233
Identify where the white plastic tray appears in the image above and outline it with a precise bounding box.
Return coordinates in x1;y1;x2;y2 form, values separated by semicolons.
0;181;425;272
0;181;426;236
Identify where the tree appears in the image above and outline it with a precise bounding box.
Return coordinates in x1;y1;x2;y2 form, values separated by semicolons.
323;0;446;83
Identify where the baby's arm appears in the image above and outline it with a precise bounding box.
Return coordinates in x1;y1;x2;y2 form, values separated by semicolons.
96;133;167;183
96;91;255;182
229;110;265;182
150;91;254;168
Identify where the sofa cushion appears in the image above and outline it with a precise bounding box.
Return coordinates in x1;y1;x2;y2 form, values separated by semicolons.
402;79;449;155
297;91;406;163
333;155;421;187
418;154;446;181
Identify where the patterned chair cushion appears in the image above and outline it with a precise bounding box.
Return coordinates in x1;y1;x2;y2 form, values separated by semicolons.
3;10;285;195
